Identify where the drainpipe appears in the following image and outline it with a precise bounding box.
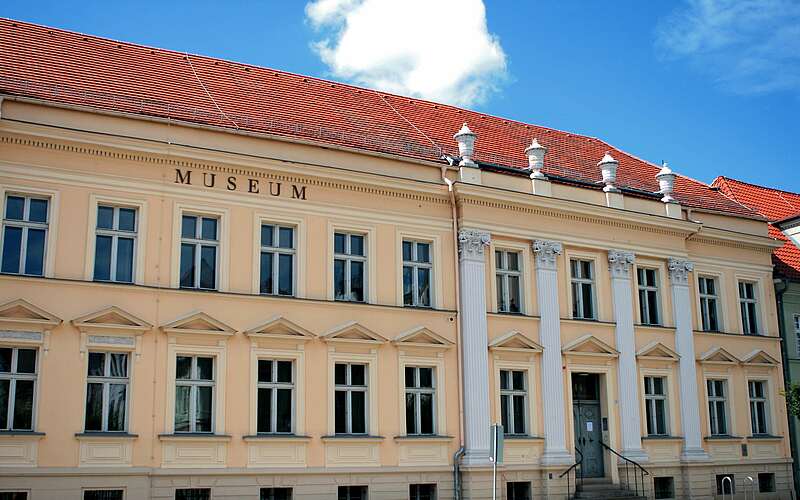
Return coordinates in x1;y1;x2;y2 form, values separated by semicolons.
775;277;799;496
442;163;466;500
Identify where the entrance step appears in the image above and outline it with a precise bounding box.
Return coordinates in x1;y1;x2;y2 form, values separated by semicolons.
575;482;645;500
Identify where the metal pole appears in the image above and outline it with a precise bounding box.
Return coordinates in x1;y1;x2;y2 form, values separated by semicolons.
492;424;498;500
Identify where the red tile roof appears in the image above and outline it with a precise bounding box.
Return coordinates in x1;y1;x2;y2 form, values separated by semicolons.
713;176;800;279
0;18;757;218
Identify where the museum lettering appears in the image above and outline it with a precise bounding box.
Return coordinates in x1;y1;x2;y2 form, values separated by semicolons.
174;168;307;200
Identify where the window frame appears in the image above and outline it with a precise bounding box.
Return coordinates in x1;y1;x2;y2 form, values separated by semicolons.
333;231;368;303
409;484;437;500
85;194;147;285
82;489;125;500
259;223;296;297
738;280;760;335
570;258;596;320
259;488;292;500
174;488;211;500
402;239;433;308
697;275;721;332
0;193;50;277
706;378;730;436
506;482;532;500
643;376;669;436
256;358;295;434
499;369;529;436
334;362;369;435
179;213;220;291
748;379;770;435
84;351;130;433
173;355;216;434
404;366;436;435
636;266;662;326
92;204;138;284
337;486;368;500
171;203;229;291
495;249;523;314
0;346;39;431
327;351;377;436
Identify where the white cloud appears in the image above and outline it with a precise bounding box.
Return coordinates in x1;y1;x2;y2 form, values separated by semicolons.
655;0;800;95
305;0;507;106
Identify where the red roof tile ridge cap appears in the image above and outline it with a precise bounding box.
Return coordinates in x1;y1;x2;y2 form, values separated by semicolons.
715;175;800;199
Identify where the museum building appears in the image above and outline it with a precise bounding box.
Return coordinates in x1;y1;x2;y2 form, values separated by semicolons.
0;17;794;500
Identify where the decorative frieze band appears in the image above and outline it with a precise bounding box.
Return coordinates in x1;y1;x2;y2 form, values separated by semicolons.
458;229;491;262
87;335;136;347
667;258;694;286
532;240;563;270
607;250;635;279
0;330;43;342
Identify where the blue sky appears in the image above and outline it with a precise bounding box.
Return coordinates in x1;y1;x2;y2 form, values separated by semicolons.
2;0;798;192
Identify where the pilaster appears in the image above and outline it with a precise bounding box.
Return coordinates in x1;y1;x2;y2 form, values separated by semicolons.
533;239;573;465
607;250;648;462
667;257;711;462
457;229;492;465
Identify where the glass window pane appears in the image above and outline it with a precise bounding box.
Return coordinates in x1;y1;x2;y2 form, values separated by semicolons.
176;356;192;379
403;266;413;305
176;490;211;500
0;349;10;372
278;253;293;295
276;388;292;432
115;237;134;283
261;225;274;247
84;382;103;431
405;367;415;388
508;275;520;313
199;246;216;289
513;371;525;391
350;364;366;386
118;208;136;231
201;218;217;241
179;244;195;287
0;380;7;429
93;235;112;281
402;241;413;261
582;283;593;318
109;353;127;378
181;215;196;238
16;349;36;374
257;387;272;433
418;268;431;307
260;252;274;294
197;357;214;380
334;259;346;300
12;379;34;429
97;206;114;229
334;233;346;254
88;352;105;376
417;243;430;263
334;390;347;433
506;252;519;271
107;383;127;431
582;261;592;279
85;490;124;500
335;364;347;385
406;393;417;434
258;360;273;383
350;235;364;256
350;261;364;302
655;399;666;435
174;386;191;432
277;361;292;383
513;394;525;434
495;251;503;270
419;368;433;388
496;274;505;312
500;371;509;391
5;196;24;220
24;228;46;276
196;386;213;432
420;393;434;434
500;394;509;431
278;227;293;248
1;226;22;273
28;198;48;223
351;391;366;433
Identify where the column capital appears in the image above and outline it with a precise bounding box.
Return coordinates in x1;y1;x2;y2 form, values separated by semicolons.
458;229;491;262
607;249;635;279
532;240;562;270
667;258;694;286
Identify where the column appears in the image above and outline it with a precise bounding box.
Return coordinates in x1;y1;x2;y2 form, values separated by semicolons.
668;258;711;461
533;239;573;465
457;229;492;465
607;250;648;462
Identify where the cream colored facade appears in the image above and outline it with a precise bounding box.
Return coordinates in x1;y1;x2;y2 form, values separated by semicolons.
0;98;793;500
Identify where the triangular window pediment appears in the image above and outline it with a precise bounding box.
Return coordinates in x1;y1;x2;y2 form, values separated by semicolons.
72;306;151;332
246;316;316;340
322;321;387;344
489;331;543;352
162;312;235;336
741;349;779;366
393;327;453;348
699;347;739;364
0;299;61;328
636;341;679;361
562;335;618;357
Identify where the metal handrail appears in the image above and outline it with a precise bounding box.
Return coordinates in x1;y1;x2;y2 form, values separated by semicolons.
600;441;650;497
559;447;584;500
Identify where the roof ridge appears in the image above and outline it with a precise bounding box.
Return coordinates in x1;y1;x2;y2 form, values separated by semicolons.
716;175;800;199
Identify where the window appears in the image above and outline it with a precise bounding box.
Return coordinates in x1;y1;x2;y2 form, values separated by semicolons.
795;314;800;358
653;477;674;499
405;366;435;435
495;250;521;313
570;259;595;319
644;376;668;436
409;484;436;500
0;347;37;431
402;240;432;307
260;488;292;500
1;194;48;276
758;473;776;493
0;493;27;500
506;482;531;500
94;205;136;283
260;224;295;296
338;486;367;500
716;474;735;495
500;370;527;435
174;356;214;433
707;379;728;435
84;491;124;500
257;359;293;434
748;380;770;435
698;276;720;332
335;363;367;434
637;268;660;325
85;352;129;432
175;489;210;500
179;214;218;290
739;281;759;334
334;232;366;302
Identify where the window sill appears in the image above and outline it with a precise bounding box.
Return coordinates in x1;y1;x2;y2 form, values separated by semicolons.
393;435;454;442
242;434;311;441
503;434;545;441
75;432;138;439
321;435;384;442
642;435;684;441
704;435;743;441
158;433;232;442
0;431;45;438
561;318;615;327
747;434;783;441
